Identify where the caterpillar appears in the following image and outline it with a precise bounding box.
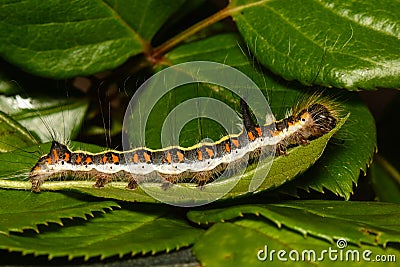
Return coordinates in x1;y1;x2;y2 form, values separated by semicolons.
28;95;338;193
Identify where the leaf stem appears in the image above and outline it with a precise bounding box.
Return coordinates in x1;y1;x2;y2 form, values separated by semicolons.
152;9;229;59
151;0;270;59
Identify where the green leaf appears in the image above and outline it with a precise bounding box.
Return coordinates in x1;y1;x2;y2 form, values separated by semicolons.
0;206;204;260
0;111;37;152
369;156;400;203
0;0;185;78
193;220;400;267
0;189;119;235
188;200;400;246
0;142;44;184
104;0;186;42
0;93;89;143
230;0;400;89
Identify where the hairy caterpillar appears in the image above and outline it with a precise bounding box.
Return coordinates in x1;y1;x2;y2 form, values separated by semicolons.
29;96;338;192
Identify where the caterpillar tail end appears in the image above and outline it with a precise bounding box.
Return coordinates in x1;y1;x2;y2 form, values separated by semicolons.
29;160;48;193
29;174;43;193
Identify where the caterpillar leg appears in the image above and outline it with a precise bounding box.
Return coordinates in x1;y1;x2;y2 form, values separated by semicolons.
93;173;112;188
126;173;146;190
29;175;44;193
192;170;216;187
126;179;138;190
290;132;309;146
276;143;288;156
276;133;310;156
159;173;185;190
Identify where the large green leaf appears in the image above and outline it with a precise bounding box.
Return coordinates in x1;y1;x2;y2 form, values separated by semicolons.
0;0;185;78
0;189;119;235
188;200;400;246
0;206;204;260
193;220;400;267
230;0;400;90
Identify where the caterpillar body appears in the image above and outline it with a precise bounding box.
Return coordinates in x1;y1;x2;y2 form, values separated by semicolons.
29;97;338;192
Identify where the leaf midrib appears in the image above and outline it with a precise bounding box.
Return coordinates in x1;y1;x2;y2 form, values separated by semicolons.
101;0;148;46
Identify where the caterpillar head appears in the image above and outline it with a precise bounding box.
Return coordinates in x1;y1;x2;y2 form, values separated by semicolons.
297;103;337;137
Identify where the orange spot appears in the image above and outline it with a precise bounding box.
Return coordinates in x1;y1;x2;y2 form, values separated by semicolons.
255;127;262;137
34;166;41;171
133;154;139;164
271;130;281;137
101;155;108;164
287;121;293;127
165;152;172;164
231;139;239;148
143;152;151;163
205;147;214;158
85;157;93;164
52;149;59;161
46;157;52;164
75;155;82;164
225;143;231;153
64;152;70;162
247;131;255;141
176;151;184;162
112;154;119;163
197;150;203;161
